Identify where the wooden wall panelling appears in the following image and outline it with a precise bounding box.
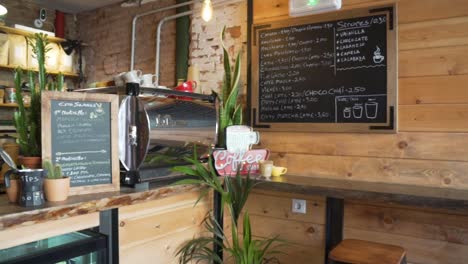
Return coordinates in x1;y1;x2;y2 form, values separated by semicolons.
252;0;468;263
253;0;289;22
119;201;209;249
344;228;468;264
247;214;325;248
398;0;468;24
253;0;468;24
119;192;211;250
399;105;468;132
224;190;326;264
270;152;468;189
258;132;468;161
253;0;395;23
399;75;468;105
120;226;204;264
245;191;326;224
119;190;211;263
399;17;468;50
345;202;468;244
399;45;468;77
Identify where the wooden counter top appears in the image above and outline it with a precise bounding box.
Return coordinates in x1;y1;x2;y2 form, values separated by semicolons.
0;184;199;231
2;175;468;232
253;175;468;212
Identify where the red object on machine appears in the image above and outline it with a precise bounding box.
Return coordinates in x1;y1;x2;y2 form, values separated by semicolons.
173;81;196;101
55;11;65;38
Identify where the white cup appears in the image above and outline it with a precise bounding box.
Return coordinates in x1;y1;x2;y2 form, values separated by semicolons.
260;160;273;178
226;125;260;154
123;70;142;84
141;74;157;87
113;72;125;87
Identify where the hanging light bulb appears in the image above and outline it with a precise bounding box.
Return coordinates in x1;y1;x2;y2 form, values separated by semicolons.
201;0;213;22
0;4;7;16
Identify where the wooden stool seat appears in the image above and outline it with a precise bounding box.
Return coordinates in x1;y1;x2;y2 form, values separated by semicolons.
329;239;407;264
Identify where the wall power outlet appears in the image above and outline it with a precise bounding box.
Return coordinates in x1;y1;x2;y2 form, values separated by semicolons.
292;199;307;214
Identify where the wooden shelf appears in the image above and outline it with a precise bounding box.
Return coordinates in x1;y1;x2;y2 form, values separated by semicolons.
0;103;30;108
0;64;79;78
0;25;84;79
0;25;66;43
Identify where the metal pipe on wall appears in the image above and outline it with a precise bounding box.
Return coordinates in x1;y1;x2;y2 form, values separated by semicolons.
155;10;193;87
130;0;195;71
176;0;191;82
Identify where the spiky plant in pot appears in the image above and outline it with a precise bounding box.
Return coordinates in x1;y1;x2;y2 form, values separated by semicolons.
217;26;243;148
43;160;70;201
13;33;64;168
173;27;286;263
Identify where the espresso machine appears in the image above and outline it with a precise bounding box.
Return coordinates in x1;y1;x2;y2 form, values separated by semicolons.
77;83;218;189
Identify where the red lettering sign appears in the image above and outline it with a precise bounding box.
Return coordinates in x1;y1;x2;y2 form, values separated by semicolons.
213;149;270;176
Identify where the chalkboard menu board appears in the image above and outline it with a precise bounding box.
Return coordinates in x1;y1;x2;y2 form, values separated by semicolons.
42;91;120;195
251;7;397;132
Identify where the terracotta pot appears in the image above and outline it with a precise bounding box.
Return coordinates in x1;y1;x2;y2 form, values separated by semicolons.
44;177;70;202
18;156;42;169
6;178;20;203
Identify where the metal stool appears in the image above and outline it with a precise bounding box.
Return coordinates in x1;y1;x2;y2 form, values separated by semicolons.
329;239;407;264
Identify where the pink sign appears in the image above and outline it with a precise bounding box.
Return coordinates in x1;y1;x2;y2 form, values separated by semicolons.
213;149;270;176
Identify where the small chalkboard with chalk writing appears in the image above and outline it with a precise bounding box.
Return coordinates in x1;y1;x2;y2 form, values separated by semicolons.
42;91;120;195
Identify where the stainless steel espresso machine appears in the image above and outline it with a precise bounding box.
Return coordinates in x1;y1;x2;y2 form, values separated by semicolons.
77;83;218;189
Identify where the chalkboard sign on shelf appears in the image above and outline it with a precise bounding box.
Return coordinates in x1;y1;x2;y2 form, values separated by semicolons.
251;6;397;132
42;91;120;195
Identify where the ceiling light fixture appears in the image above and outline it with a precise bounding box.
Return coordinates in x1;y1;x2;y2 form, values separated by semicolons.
0;4;8;16
201;0;212;22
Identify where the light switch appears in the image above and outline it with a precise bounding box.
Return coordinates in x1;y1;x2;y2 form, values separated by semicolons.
292;199;307;214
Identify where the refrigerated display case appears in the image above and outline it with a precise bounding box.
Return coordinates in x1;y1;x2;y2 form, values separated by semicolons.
0;229;107;264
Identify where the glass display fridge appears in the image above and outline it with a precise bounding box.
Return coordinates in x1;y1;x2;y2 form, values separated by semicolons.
0;229;107;264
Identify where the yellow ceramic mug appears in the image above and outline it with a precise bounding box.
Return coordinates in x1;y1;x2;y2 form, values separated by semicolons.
272;166;287;177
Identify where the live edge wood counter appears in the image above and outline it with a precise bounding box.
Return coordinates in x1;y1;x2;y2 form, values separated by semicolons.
252;175;468;212
2;176;466;231
0;184;200;232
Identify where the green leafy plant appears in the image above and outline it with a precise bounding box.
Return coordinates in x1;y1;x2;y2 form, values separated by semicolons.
42;160;63;179
173;153;285;264
13;33;64;157
173;27;284;263
218;26;243;148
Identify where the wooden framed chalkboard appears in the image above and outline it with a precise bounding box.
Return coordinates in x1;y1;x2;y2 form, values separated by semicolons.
250;6;397;132
42;91;120;195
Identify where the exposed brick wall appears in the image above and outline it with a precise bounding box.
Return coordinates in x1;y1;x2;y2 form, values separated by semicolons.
0;0;77;87
190;0;247;94
2;0;55;30
0;0;77;122
77;0;177;87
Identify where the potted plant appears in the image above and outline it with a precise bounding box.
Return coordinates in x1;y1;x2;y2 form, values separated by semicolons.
13;33;64;168
174;155;284;264
217;26;243;148
42;160;70;202
173;28;284;263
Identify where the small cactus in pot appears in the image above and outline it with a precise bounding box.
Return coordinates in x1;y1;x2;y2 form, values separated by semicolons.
43;160;70;202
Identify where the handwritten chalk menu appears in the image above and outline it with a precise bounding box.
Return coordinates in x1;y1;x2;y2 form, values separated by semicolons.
51;100;111;186
42;91;120;195
251;8;397;132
